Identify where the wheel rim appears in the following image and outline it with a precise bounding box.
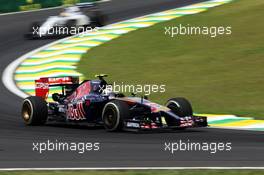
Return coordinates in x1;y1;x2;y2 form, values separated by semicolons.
104;107;118;130
22;101;32;122
167;102;176;109
167;102;179;110
167;101;181;116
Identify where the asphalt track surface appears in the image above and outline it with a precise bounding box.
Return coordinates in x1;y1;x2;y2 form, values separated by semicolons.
0;0;263;168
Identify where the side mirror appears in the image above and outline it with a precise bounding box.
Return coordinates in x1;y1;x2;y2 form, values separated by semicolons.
131;92;137;97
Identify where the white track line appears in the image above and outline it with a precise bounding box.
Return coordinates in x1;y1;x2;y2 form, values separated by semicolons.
2;35;77;98
0;167;264;171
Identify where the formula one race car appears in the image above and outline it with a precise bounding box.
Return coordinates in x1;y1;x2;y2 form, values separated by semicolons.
21;75;207;132
25;3;106;39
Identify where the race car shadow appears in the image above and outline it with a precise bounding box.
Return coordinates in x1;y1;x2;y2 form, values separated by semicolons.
129;128;209;135
25;34;69;40
45;122;209;134
45;123;104;130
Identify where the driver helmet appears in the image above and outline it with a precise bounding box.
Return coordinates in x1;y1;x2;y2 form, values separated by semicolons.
65;85;74;96
102;86;115;98
65;6;80;13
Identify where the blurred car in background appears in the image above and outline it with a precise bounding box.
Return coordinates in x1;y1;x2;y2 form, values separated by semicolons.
25;2;106;39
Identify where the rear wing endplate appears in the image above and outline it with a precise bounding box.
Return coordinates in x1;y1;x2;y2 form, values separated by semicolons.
35;77;79;99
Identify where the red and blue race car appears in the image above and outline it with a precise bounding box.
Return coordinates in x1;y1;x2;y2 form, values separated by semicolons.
21;75;207;131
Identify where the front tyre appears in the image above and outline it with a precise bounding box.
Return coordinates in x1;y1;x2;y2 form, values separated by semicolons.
166;97;193;117
21;96;48;125
102;100;129;132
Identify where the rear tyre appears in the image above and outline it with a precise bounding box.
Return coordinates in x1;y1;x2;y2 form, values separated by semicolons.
21;96;48;125
102;100;129;131
25;22;41;39
90;11;106;28
65;20;77;36
166;97;193;117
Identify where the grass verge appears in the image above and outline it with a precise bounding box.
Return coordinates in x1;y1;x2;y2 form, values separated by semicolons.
78;0;264;118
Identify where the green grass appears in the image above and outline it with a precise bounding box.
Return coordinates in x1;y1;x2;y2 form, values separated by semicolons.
78;0;264;119
0;170;264;175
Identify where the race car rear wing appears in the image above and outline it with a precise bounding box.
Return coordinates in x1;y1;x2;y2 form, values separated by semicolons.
35;77;79;99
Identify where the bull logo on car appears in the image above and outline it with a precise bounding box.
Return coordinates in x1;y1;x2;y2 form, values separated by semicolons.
66;102;86;120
